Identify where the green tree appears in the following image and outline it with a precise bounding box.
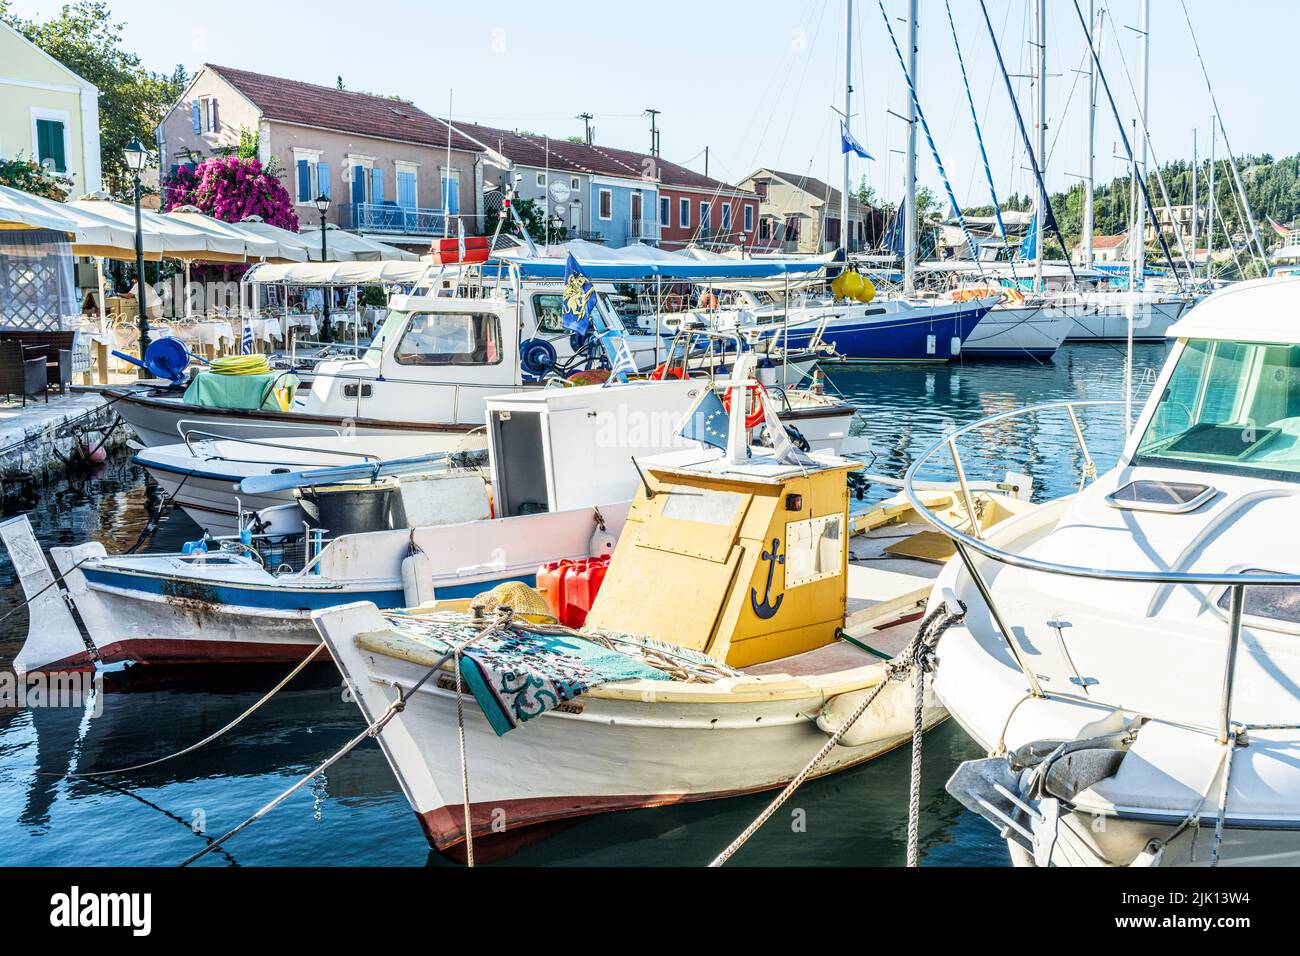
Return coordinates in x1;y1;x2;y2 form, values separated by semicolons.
0;1;187;198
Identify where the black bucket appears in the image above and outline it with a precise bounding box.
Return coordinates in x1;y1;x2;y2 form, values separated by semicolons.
295;482;395;537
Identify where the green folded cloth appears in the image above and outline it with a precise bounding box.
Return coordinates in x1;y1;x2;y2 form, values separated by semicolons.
183;369;298;411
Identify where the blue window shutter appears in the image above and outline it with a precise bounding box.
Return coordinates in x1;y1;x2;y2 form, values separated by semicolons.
318;162;330;200
352;165;366;203
191;101;201;134
397;171;416;209
296;159;310;202
371;167;383;204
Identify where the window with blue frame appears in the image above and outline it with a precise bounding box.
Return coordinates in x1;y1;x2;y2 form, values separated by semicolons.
721;204;732;234
660;196;670;227
679;197;690;228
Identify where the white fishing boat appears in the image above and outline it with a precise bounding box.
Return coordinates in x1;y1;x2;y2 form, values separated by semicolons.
105;252;829;449
311;363;1032;855
3;378;697;670
911;276;1300;867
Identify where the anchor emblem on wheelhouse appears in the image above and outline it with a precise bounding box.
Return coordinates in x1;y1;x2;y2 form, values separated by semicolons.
751;537;785;620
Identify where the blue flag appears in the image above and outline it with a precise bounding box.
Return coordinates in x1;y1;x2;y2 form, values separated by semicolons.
679;389;731;452
883;199;906;258
841;122;873;160
561;253;597;337
1019;212;1038;260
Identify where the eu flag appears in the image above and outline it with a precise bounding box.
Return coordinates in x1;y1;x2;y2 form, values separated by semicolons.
680;389;731;452
561;253;597;337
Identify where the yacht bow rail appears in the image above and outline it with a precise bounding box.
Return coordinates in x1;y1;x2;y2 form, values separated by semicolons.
902;399;1300;743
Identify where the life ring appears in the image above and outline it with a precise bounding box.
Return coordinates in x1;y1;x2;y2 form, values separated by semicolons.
649;363;685;381
665;293;683;312
700;292;719;310
722;380;768;429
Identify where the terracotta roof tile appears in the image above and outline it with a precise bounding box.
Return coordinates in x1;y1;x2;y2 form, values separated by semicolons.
206;64;483;152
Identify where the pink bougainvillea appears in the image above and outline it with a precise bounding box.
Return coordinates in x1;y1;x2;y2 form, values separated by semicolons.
161;156;299;231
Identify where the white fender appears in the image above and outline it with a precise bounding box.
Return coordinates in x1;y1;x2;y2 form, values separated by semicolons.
401;550;437;608
816;670;945;747
0;517;96;674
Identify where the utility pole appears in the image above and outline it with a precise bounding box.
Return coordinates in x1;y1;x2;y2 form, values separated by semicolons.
903;0;918;295
578;112;594;145
644;108;661;158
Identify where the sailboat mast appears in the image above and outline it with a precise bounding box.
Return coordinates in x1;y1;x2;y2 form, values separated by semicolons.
1206;118;1217;281
1032;0;1046;292
1133;0;1150;292
1191;129;1199;272
1082;0;1098;270
842;0;852;254
903;0;918;295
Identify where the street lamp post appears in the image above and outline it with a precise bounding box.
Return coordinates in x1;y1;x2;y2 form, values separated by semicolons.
315;194;331;341
123;139;149;376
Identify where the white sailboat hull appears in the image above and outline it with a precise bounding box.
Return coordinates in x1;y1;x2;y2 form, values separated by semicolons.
1066;293;1192;342
961;303;1075;358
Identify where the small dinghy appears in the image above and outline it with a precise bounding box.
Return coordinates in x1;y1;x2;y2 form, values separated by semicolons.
313;368;1031;856
917;276;1300;867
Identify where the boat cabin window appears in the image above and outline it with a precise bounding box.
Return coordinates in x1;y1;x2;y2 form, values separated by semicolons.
533;294;566;333
1215;570;1300;628
661;488;743;526
1135;338;1300;482
785;513;843;587
365;308;408;363
394;312;502;366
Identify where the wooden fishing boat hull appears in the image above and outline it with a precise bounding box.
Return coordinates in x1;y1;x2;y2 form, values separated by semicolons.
314;602;944;853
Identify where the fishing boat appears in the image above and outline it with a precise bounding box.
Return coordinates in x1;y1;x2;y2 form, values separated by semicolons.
104;252;829;449
311;362;1032;855
3;379;699;671
913;276;1300;867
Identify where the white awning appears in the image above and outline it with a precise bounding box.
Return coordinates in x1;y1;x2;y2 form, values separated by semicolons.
0;184;77;233
298;223;419;261
242;260;431;286
162;208;299;261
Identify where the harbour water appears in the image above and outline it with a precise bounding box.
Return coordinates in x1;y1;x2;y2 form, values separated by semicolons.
0;342;1167;866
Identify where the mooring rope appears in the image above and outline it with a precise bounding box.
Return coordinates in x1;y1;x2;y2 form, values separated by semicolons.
709;602;965;867
179;608;513;867
43;643;327;779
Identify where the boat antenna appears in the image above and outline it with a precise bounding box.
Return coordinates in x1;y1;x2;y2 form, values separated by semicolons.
974;0;1077;286
630;456;656;500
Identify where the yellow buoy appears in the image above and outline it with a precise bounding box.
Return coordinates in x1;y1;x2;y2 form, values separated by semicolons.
840;270;864;300
854;278;875;303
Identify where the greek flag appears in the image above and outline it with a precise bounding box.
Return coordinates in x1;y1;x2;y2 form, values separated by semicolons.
240;320;254;355
841;122;873;160
600;329;637;386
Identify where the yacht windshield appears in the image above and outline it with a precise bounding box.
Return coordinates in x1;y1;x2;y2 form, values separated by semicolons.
1135;338;1300;481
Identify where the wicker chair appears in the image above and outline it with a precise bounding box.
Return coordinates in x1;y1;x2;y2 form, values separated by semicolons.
0;331;73;394
0;341;49;405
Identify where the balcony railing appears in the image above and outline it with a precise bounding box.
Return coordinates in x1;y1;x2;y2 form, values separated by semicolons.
339;202;474;237
627;218;661;242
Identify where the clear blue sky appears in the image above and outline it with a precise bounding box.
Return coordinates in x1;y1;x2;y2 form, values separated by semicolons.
14;0;1296;205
